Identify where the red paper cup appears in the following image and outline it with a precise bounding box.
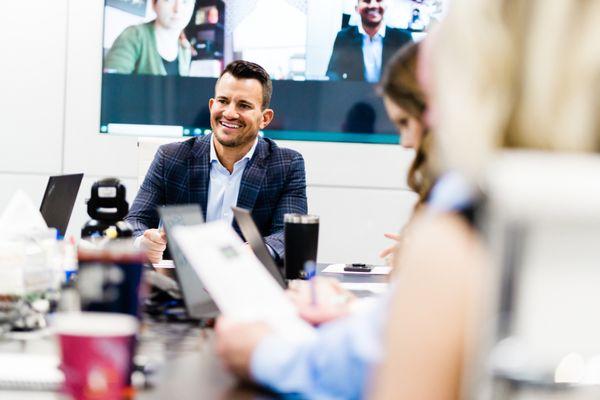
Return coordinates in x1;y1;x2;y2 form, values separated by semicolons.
52;312;138;400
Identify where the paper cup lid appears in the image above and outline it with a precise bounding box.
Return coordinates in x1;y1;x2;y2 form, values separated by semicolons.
51;312;138;337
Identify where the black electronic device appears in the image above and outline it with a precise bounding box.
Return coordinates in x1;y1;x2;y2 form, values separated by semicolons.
158;204;219;320
39;173;84;238
232;207;287;289
81;177;133;238
343;263;374;273
100;1;447;144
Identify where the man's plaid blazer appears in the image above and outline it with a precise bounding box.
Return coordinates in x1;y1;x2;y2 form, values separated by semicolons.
125;134;308;259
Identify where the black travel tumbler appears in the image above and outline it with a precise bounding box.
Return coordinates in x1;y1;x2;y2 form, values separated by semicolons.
284;214;319;280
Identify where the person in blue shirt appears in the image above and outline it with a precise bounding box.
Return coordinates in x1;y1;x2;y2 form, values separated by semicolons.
214;41;449;399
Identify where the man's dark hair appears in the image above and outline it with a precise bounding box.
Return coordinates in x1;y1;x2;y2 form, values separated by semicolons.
218;60;273;110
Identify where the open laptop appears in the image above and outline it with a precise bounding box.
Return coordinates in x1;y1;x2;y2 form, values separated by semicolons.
157;205;219;319
232;207;381;298
39;173;84;238
232;206;287;289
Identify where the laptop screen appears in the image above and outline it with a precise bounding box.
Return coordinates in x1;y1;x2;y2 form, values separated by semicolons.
158;204;218;319
232;206;287;289
39;173;84;237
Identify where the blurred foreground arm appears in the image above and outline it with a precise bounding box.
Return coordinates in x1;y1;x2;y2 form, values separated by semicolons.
215;294;389;398
215;318;272;380
370;214;487;400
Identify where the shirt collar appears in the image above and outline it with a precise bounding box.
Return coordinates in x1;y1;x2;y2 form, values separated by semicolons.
358;23;386;39
210;134;259;166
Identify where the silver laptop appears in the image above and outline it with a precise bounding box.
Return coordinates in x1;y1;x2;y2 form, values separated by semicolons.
232;206;287;289
158;205;219;319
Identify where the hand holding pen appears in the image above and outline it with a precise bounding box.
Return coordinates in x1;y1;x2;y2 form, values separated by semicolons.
286;263;355;326
304;261;318;306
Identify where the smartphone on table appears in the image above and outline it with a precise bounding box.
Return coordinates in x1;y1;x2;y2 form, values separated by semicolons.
343;263;374;273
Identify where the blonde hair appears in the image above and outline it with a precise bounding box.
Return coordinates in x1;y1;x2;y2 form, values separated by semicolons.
431;0;600;176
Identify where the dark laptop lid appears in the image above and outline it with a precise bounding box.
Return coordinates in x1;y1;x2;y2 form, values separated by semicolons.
232;206;287;289
39;173;84;238
158;204;218;319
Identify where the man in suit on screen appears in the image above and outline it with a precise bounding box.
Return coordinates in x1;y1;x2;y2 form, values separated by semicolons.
326;0;413;82
126;60;307;263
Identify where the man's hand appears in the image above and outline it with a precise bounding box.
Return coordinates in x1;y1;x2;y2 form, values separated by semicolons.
378;232;402;266
215;318;272;380
287;277;355;325
140;229;167;264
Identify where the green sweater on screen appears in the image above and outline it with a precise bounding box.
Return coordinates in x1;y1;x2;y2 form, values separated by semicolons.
104;22;191;76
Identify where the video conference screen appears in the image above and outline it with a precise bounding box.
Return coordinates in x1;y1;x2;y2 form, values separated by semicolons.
100;0;446;144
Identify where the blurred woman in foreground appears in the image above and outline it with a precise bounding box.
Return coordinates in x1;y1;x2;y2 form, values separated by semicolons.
372;0;600;399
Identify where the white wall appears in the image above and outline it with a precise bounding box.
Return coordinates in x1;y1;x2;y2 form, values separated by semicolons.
0;0;416;265
305;0;344;78
0;0;68;220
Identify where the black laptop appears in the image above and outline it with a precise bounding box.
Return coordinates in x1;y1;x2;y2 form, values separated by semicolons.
158;204;219;319
232;206;287;289
39;173;84;238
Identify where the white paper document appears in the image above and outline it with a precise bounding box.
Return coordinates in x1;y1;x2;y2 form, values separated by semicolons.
172;221;315;341
153;260;175;269
340;282;388;295
0;354;63;390
322;263;392;275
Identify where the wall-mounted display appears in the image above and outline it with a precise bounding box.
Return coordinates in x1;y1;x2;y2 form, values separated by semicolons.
100;0;446;143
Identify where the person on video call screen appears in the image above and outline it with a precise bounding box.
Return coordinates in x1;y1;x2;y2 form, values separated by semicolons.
326;0;413;83
104;0;196;76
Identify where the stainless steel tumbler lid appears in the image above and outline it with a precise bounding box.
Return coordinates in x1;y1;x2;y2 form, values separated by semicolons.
284;214;319;224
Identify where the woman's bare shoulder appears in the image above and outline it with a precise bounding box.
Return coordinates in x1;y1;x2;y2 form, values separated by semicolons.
397;211;488;289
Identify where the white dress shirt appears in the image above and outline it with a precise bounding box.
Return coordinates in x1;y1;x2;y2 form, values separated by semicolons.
206;135;258;224
358;24;386;83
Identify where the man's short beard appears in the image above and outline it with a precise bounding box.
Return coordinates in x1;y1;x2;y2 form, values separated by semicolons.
215;132;255;149
362;19;382;29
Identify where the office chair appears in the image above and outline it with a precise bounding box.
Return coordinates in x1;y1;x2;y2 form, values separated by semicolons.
470;151;600;400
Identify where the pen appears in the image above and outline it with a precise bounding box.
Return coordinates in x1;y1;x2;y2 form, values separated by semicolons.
304;261;317;307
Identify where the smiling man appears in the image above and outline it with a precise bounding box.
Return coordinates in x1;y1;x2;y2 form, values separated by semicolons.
126;60;307;263
326;0;413;82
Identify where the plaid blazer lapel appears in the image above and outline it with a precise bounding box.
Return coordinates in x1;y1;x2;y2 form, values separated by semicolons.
189;135;211;220
237;138;268;211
